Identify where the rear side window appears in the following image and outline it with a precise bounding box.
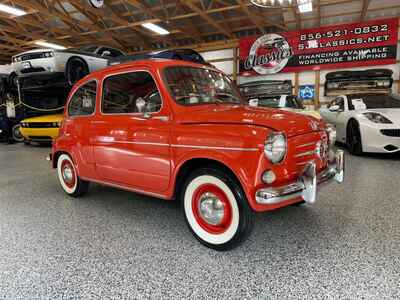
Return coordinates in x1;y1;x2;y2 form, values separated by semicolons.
68;81;96;116
102;71;161;114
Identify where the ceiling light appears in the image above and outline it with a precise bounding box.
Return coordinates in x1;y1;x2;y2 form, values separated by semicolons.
0;3;27;16
141;23;170;35
250;0;293;8
35;41;67;50
250;0;313;12
298;0;313;13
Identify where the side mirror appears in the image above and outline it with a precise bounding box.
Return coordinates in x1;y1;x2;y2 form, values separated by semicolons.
329;105;342;112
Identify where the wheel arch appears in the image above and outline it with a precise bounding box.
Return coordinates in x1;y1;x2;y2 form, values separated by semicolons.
65;56;89;76
66;56;89;69
52;150;73;169
172;157;245;202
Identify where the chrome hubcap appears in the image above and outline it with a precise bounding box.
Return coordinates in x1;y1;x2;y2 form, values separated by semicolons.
198;192;225;225
63;167;73;182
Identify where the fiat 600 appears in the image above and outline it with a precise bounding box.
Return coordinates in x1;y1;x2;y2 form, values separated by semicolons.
50;59;344;250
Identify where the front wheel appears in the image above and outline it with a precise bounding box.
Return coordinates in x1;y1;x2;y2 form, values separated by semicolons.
65;58;89;86
11;124;24;143
57;154;89;197
347;121;363;155
181;168;254;251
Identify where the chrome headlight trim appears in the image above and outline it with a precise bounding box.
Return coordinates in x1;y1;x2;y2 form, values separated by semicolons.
264;132;287;164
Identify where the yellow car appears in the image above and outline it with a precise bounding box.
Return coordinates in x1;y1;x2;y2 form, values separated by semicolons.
20;114;63;144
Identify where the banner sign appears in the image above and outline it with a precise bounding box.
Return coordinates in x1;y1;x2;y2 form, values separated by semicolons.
239;18;399;76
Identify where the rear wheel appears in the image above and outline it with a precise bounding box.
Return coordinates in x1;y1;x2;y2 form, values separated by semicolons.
346;120;363;155
66;58;89;86
181;167;254;251
57;154;89;197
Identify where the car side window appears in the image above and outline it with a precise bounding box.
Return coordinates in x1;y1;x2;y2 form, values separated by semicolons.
68;81;96;116
328;97;344;111
102;71;162;114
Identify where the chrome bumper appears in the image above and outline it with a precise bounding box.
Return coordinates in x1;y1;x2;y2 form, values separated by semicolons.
255;150;345;205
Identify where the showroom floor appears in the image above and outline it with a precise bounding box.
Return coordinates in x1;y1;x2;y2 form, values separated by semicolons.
0;144;399;299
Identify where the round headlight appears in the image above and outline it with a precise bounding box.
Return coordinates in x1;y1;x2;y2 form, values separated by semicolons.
326;124;336;145
264;132;287;164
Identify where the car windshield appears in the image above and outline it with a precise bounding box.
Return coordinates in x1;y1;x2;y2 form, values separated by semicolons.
251;95;303;109
164;66;243;105
349;94;400;109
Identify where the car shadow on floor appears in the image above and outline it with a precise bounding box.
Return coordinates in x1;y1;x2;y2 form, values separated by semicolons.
78;182;336;254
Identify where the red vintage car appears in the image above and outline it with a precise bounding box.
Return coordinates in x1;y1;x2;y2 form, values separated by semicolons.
50;59;344;250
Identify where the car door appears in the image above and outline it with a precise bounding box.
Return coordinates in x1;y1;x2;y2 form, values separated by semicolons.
93;69;171;194
320;96;348;142
64;80;97;178
320;97;343;123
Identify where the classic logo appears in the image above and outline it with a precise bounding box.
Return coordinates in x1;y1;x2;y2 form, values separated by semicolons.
244;33;294;75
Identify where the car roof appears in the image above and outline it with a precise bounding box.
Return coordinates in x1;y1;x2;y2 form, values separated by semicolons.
88;58;219;79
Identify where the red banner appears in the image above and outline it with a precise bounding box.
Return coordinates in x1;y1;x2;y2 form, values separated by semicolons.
239;18;399;76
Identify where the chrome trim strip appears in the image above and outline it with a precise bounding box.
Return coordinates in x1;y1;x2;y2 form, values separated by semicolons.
296;142;316;148
96;139;259;151
81;177;169;199
294;150;315;158
171;144;259;151
100;140;170;147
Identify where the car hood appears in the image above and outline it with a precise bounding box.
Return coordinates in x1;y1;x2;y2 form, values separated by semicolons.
14;48;54;56
22;114;64;123
178;105;323;137
280;108;321;119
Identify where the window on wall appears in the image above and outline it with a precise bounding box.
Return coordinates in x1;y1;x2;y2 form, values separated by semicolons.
68;81;96;116
102;71;162;114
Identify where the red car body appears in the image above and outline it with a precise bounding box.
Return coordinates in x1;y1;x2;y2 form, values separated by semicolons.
51;59;344;250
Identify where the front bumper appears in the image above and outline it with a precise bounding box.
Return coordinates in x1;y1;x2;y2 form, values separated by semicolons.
20;127;59;142
255;150;345;205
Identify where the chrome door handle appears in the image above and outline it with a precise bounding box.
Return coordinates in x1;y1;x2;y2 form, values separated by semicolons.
153;116;169;122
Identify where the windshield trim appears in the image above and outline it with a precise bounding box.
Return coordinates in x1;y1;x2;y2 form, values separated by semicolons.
162;65;245;107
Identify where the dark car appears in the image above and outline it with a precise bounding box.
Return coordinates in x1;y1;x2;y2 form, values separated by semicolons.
108;48;208;66
238;80;293;100
325;69;393;96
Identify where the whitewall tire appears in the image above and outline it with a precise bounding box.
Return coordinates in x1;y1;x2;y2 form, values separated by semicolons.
57;154;89;197
181;167;253;251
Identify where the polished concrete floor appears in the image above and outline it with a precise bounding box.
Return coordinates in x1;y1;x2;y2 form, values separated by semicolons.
0;143;399;299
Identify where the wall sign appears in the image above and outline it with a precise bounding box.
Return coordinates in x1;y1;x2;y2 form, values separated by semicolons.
299;85;315;100
239;18;399;76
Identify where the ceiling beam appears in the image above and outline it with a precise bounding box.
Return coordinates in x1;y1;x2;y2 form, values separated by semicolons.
184;1;234;39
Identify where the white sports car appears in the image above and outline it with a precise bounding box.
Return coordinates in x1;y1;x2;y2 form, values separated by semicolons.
11;45;125;86
320;93;400;155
